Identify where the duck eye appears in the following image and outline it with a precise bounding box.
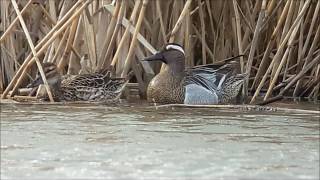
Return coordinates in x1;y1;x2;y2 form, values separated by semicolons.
161;54;167;64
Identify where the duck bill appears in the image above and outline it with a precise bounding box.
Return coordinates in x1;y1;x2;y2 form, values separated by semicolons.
142;52;164;62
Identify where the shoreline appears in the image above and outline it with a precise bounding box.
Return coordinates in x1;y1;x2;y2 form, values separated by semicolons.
1;97;319;115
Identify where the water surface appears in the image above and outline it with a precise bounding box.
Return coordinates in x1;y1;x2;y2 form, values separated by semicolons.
1;103;319;179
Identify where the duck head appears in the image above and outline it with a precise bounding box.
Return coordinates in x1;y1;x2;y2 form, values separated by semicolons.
143;43;185;74
28;63;62;95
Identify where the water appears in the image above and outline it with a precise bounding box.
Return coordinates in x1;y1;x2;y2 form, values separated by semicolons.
1;103;319;179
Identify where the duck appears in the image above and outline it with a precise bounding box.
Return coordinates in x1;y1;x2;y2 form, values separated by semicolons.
28;63;129;102
143;43;248;104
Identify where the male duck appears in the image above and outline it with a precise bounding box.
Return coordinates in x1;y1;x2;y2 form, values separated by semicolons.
28;63;128;102
143;43;248;104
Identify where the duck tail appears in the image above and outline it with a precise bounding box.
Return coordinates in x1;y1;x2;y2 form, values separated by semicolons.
98;65;115;77
113;71;135;96
221;54;245;63
213;54;245;65
234;72;249;81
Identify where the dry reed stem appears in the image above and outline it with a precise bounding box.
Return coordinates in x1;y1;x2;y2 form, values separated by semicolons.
156;0;167;44
102;0;126;69
280;53;320;96
232;0;244;72
250;0;291;92
244;0;267;99
103;2;157;62
158;0;192;72
110;0;141;67
98;1;122;68
121;0;149;78
168;0;193;43
51;28;69;63
198;0;206;64
293;1;320;96
1;0;90;99
57;16;79;71
1;0;319;103
264;0;312;100
39;4;56;26
0;0;33;43
11;0;54;102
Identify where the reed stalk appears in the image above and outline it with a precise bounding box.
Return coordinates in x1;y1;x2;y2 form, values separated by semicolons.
11;0;54;102
1;0;319;103
121;0;149;78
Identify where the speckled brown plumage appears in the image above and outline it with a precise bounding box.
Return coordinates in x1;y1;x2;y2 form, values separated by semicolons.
147;67;185;104
28;63;128;102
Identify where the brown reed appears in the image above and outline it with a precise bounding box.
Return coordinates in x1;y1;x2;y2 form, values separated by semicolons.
0;0;319;104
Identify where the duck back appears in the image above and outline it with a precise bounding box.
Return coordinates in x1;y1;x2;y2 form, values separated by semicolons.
61;72;127;101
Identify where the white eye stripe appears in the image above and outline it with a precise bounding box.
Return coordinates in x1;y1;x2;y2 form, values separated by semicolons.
166;44;185;55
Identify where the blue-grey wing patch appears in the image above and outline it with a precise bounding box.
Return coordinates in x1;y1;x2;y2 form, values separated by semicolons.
184;84;219;105
185;68;230;92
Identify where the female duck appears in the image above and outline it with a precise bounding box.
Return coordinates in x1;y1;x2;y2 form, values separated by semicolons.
28;63;128;102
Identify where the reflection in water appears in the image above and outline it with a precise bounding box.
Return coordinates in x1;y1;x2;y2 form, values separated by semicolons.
1;103;319;179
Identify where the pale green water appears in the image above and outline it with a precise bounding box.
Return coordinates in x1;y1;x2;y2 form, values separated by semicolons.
1;103;319;179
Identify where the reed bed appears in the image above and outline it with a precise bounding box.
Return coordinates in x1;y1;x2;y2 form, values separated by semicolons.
0;0;319;104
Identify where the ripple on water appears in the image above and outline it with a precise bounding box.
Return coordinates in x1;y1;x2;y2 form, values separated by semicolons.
1;103;319;179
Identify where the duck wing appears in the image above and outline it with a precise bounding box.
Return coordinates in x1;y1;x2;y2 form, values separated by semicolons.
61;71;128;101
185;61;238;92
62;71;113;88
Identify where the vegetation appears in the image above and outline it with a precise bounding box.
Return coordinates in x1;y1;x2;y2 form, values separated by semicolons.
0;0;319;104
